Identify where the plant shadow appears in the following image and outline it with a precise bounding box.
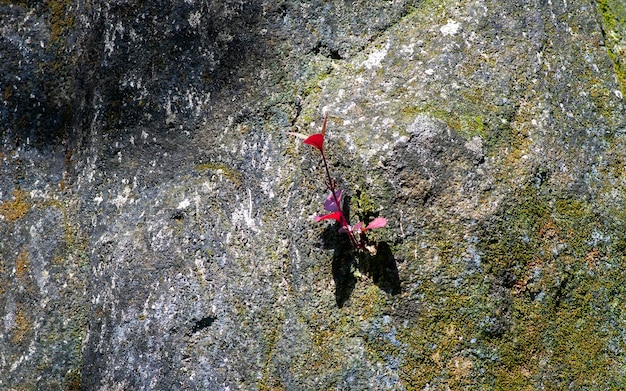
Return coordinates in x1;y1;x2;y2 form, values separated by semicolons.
322;225;400;308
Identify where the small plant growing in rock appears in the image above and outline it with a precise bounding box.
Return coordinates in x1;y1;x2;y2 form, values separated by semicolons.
290;112;387;251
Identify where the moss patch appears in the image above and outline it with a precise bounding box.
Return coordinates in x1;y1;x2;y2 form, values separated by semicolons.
46;0;75;41
15;248;30;279
64;368;82;391
11;307;32;344
596;0;626;95
195;163;243;187
0;189;30;223
479;188;626;388
390;185;626;389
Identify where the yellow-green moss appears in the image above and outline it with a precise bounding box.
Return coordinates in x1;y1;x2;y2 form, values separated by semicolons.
479;189;626;388
11;308;32;344
195;163;242;187
64;368;82;391
391;184;626;388
596;0;626;95
0;189;30;222
40;199;89;263
459;115;486;139
352;284;387;319
397;279;482;388
400;104;488;141
15;248;29;279
258;312;286;391
46;0;75;41
300;66;331;98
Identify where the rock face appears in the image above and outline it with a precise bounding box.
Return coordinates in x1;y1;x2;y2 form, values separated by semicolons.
1;0;626;389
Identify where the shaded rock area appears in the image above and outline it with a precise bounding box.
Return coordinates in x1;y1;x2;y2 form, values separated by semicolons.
1;0;626;389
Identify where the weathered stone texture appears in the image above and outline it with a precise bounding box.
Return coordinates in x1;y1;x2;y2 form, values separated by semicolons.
1;0;626;389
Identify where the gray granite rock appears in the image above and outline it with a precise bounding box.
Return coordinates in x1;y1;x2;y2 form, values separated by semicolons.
1;0;626;389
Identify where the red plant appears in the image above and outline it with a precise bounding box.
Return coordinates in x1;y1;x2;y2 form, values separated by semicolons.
290;112;387;250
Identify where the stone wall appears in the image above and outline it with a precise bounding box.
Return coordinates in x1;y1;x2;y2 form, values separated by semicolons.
1;0;626;389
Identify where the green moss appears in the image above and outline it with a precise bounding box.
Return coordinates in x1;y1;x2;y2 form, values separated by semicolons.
400;104;489;142
389;184;626;388
46;0;75;41
64;368;82;391
351;187;377;217
279;282;392;387
353;284;387;318
300;65;332;98
11;307;32;344
396;269;487;387
459;115;485;139
0;189;30;223
15;248;30;279
258;310;286;391
596;0;626;95
399;105;422;120
478;188;626;388
39;199;89;265
493;268;626;389
195;163;243;187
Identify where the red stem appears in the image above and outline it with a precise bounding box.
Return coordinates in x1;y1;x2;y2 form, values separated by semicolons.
319;148;360;249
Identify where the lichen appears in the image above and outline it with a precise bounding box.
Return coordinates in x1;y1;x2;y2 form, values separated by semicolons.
15;248;29;279
47;0;75;42
258;311;286;391
195;162;243;187
2;0;624;388
596;0;626;95
478;188;626;388
0;189;30;223
64;368;82;391
11;308;32;344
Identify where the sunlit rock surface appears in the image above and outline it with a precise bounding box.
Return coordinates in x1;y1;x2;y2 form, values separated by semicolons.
1;0;626;389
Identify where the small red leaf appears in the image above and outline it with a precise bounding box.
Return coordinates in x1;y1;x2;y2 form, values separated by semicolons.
303;133;324;152
364;217;387;230
314;211;342;222
324;189;342;212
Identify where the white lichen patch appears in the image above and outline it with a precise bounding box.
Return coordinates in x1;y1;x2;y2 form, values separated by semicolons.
194;257;207;282
440;20;461;36
28;188;49;201
400;43;415;57
188;11;202;28
111;186;132;209
362;41;390;70
3;300;15;331
177;198;191;210
231;188;259;232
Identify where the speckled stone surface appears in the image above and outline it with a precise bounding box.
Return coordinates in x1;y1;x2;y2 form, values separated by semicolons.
1;0;626;389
